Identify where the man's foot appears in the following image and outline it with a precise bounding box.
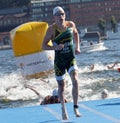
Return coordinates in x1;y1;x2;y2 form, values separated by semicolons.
62;105;69;120
74;105;82;117
62;111;69;120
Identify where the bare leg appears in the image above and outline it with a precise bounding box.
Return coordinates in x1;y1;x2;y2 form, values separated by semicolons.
70;70;81;117
57;80;69;120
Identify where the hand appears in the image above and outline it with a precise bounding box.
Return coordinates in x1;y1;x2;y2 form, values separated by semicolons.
55;44;64;50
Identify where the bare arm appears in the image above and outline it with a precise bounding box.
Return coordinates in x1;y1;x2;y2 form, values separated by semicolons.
107;62;118;69
42;25;64;51
69;21;80;54
42;26;55;50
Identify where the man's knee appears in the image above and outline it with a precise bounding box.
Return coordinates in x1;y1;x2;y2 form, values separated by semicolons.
70;70;78;81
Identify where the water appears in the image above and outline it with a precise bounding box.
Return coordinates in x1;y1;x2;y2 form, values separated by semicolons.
0;28;120;108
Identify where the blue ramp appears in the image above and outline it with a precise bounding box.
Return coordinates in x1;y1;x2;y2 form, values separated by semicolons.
0;98;120;123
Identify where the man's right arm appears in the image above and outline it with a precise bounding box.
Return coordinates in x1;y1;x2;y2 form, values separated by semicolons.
42;26;55;50
42;26;64;51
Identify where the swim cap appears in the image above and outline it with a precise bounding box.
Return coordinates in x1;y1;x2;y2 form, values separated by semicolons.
52;88;58;96
101;89;108;95
53;6;65;15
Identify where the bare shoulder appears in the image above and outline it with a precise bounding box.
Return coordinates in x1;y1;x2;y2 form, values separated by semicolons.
66;21;76;28
45;23;55;39
47;23;55;33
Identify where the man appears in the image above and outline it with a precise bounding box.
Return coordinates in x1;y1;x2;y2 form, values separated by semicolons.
42;6;81;120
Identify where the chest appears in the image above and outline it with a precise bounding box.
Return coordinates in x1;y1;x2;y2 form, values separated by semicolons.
53;28;73;44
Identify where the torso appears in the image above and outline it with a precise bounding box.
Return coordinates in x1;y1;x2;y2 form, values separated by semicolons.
52;24;74;60
51;22;77;77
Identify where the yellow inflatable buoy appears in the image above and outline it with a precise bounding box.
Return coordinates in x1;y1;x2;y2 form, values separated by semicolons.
10;22;54;79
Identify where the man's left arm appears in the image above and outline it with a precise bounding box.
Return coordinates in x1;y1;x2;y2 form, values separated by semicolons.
72;23;81;54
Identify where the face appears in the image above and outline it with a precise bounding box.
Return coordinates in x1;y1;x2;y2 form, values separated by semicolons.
101;93;108;99
54;11;65;24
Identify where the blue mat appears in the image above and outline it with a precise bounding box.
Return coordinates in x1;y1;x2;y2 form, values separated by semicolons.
0;98;120;123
